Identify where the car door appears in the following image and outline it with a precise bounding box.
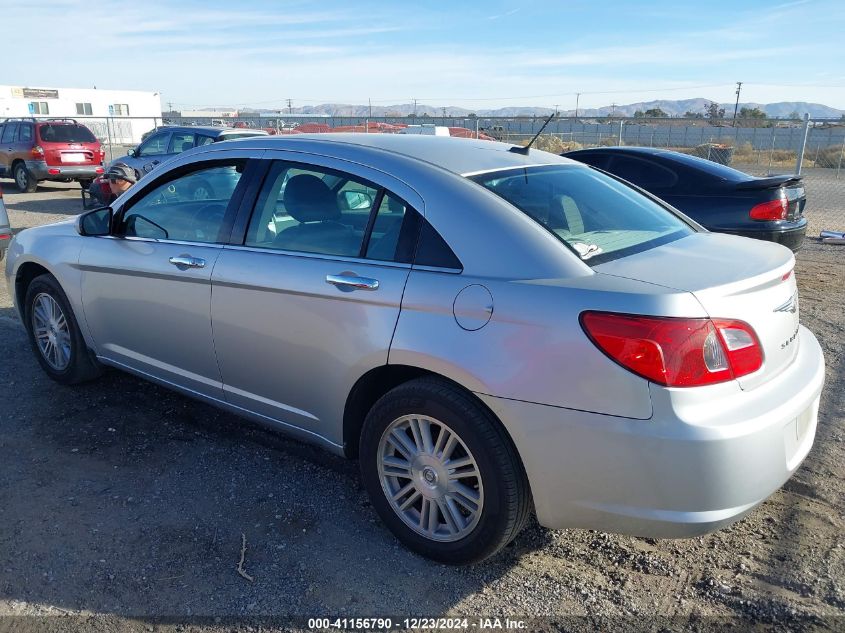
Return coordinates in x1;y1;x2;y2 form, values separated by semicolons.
135;131;172;173
78;154;257;399
210;155;422;445
0;123;18;176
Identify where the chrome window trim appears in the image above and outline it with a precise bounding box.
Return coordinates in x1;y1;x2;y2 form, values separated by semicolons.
220;243;414;270
461;163;565;178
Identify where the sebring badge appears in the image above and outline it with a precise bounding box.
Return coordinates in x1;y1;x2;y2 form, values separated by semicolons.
774;293;798;314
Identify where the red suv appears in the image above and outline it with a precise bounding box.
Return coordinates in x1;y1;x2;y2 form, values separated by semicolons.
0;118;105;192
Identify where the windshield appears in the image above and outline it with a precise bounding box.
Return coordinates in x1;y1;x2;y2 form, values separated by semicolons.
39;124;96;143
470;165;695;265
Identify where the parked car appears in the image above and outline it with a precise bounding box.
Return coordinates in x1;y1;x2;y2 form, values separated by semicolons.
564;147;807;251
0;185;10;260
5;135;824;564
113;125;268;178
0;118;105;192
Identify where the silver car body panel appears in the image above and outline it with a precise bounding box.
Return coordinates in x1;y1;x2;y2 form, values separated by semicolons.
4;134;826;538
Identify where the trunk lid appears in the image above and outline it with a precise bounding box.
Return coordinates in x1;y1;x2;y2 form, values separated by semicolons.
593;232;799;390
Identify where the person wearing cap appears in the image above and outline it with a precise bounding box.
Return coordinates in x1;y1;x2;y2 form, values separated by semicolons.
106;163;138;198
87;163;139;207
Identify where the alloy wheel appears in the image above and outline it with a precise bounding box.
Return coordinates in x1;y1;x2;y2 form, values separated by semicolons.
31;293;71;371
377;415;484;542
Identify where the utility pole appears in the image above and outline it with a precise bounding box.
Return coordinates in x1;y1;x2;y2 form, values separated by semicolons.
369;98;372;119
413;98;417;118
732;81;742;126
553;104;560;116
286;98;293;114
611;103;617;118
575;93;581;119
167;101;173;113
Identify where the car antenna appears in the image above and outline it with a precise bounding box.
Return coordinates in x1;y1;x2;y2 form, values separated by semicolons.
509;112;557;155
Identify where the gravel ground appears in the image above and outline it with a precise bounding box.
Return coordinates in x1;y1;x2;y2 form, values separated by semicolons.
0;179;843;632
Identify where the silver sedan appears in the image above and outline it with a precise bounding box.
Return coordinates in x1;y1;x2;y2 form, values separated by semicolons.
4;135;825;564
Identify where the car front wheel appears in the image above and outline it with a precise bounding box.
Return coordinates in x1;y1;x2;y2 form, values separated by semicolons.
360;377;530;564
24;274;102;384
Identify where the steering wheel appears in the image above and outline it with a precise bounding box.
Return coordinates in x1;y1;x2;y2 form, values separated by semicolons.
190;203;227;240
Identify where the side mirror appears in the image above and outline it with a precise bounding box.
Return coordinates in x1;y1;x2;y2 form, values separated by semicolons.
127;148;137;157
77;207;113;236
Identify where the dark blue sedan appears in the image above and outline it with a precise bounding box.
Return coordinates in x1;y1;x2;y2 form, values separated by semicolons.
564;147;807;251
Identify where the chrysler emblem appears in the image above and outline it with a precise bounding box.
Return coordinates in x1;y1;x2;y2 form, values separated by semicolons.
774;293;798;314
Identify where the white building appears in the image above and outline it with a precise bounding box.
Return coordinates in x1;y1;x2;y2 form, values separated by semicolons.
0;85;162;144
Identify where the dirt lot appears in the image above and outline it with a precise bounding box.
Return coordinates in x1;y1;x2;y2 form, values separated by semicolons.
0;179;843;632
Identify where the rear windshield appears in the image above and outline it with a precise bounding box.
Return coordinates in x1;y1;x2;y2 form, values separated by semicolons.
470;165;694;265
652;151;750;182
38;124;96;143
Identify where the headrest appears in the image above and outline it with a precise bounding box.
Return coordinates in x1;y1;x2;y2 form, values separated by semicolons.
283;174;340;223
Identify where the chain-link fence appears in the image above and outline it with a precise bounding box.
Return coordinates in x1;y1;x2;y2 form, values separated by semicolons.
63;113;845;237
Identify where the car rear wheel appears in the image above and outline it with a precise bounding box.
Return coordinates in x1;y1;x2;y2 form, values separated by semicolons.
24;274;102;384
359;377;530;564
14;163;37;193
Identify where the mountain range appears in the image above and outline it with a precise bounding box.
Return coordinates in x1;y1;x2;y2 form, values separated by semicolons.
234;99;844;119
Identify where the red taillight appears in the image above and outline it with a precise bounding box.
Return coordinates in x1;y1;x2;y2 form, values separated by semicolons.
580;312;763;387
95;166;104;173
0;233;10;240
31;145;44;158
48;168;60;175
749;198;787;221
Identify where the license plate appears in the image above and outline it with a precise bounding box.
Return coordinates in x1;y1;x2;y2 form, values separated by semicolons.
61;153;86;163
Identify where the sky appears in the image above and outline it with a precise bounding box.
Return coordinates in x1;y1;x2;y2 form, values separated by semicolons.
4;0;845;111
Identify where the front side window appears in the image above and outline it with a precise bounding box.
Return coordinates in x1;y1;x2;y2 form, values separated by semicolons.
138;133;169;157
245;162;378;258
470;165;694;265
1;123;18;143
168;132;195;154
121;162;245;243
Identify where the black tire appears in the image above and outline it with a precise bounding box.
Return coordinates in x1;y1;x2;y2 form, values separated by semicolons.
14;162;37;193
78;178;93;190
24;274;102;384
359;377;531;564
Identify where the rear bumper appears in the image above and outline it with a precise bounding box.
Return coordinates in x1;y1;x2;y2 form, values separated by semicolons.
478;325;825;537
25;160;103;181
721;222;807;252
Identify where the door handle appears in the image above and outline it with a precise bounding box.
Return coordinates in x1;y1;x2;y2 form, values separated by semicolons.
326;274;379;291
169;255;206;269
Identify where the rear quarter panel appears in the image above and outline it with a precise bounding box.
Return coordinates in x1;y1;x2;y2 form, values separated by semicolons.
390;270;707;420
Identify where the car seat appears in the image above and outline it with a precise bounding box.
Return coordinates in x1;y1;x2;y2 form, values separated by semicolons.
274;175;359;256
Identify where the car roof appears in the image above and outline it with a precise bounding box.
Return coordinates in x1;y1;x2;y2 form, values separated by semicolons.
566;145;752;180
211;133;575;176
161;125;268;136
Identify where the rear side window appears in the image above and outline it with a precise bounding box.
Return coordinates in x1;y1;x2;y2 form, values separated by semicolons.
470;165;693;265
38;124;96;143
168;132;195;154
